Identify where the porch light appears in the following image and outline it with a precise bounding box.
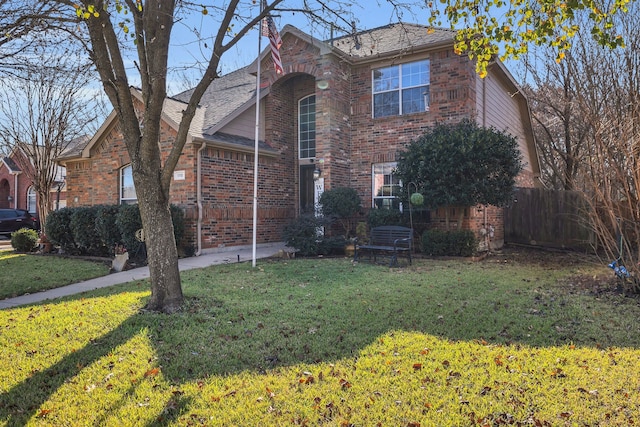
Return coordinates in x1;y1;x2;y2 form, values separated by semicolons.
316;80;329;90
313;167;322;181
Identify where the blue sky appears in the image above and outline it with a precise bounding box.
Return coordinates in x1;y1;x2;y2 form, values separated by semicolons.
164;1;438;94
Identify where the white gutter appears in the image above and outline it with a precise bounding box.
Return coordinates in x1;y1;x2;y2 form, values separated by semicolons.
13;172;18;209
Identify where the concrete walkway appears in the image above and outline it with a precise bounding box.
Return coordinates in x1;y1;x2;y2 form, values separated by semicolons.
0;243;288;309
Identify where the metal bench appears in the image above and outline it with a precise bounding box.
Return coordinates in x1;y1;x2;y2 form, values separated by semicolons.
354;225;413;267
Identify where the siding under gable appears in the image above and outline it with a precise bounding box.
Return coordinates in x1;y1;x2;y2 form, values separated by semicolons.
476;72;534;177
218;102;264;141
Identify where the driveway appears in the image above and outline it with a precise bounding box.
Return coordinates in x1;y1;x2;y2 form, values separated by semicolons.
0;236;12;251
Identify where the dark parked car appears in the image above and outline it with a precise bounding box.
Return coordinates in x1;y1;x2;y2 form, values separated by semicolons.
0;209;38;236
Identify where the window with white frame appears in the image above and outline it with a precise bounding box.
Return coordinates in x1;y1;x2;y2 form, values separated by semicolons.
299;94;316;159
120;164;137;204
373;59;430;118
27;186;36;214
372;162;402;209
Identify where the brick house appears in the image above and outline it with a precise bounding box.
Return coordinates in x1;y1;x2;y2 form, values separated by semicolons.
1;147;67;218
58;23;540;254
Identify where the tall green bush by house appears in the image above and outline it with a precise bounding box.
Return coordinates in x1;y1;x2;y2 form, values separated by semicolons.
319;187;361;237
396;119;523;229
46;208;77;254
170;204;185;248
115;204;144;257
70;206;106;255
95;205;122;254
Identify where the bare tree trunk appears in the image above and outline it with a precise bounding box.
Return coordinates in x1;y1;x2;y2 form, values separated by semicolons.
138;190;183;313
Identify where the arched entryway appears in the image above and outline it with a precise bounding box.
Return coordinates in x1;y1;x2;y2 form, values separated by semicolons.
0;179;10;209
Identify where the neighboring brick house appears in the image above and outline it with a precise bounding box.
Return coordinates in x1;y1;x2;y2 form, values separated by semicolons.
58;22;540;254
0;148;67;217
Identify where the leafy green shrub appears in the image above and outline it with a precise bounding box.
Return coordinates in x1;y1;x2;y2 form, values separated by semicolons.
10;228;38;252
70;206;106;256
283;213;337;256
422;229;478;257
46;208;77;254
115;204;143;257
95;205;122;253
319;187;361;237
170;204;186;249
367;208;403;228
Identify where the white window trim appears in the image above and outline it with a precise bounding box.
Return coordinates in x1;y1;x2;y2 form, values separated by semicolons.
298;94;316;160
120;164;137;204
27;186;37;214
372;162;402;210
372;59;430;118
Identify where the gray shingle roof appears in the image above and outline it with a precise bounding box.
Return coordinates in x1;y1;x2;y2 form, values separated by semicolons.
328;23;455;59
174;66;256;135
58;135;91;159
1;156;21;172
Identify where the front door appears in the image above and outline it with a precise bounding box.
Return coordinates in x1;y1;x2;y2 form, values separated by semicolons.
300;165;315;213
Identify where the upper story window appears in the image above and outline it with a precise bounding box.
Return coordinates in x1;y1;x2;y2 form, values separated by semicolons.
373;59;430;118
299;94;316;159
120;164;137;204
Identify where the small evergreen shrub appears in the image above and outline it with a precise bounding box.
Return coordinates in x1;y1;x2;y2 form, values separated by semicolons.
319;187;361;237
95;205;122;254
170;204;186;249
10;228;38;252
422;229;478;257
46;208;77;254
115;204;144;257
70;206;105;255
283;214;334;256
367;208;403;228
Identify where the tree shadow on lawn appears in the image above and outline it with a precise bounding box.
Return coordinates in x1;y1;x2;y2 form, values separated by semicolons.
1;256;636;425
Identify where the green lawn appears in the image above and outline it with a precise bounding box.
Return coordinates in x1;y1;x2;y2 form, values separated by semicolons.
0;250;110;299
1;250;639;426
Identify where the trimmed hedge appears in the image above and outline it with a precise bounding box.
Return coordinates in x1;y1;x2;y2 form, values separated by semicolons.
95;205;122;251
71;206;106;256
422;229;478;257
115;204;143;257
44;204;187;259
46;207;77;254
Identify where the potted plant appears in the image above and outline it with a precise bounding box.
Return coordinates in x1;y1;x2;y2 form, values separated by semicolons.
39;232;53;254
112;244;129;272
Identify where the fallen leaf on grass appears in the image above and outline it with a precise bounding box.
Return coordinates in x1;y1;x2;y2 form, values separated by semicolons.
37;409;53;418
144;368;160;377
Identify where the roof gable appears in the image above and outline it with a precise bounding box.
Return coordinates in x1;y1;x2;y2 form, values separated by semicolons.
1;156;21;174
329;23;455;60
173;66;257;136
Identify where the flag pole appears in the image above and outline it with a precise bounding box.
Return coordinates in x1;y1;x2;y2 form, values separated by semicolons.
252;6;263;268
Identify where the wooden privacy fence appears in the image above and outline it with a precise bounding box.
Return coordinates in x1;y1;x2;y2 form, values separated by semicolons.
504;188;594;250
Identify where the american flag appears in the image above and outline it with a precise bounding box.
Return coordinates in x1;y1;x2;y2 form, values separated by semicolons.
261;2;283;74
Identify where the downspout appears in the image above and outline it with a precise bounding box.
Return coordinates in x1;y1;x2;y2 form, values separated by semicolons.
13;172;19;209
482;76;489;251
195;142;206;256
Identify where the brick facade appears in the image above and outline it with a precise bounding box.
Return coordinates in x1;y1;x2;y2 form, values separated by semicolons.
61;24;539;253
1;150;64;216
